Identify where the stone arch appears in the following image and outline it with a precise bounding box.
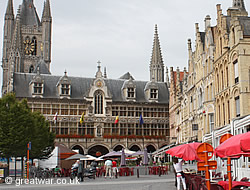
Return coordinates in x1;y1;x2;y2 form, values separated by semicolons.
206;103;214;113
113;144;124;151
232;87;240;97
146;144;156;153
229;50;238;63
71;144;84;155
87;145;109;157
129;144;141;151
29;65;34;73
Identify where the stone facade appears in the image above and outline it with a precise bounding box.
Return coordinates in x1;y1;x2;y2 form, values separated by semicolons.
1;0;170;156
169;0;250;144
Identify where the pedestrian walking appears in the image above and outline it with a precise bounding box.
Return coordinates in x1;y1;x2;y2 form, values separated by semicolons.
112;159;118;178
173;158;186;190
78;160;83;182
104;159;112;178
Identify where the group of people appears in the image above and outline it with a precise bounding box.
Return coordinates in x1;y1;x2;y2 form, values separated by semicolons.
104;159;118;179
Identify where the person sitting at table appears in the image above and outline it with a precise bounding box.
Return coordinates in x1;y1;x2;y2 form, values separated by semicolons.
173;157;187;190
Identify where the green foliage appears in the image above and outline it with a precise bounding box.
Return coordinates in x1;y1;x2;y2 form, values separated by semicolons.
0;93;55;159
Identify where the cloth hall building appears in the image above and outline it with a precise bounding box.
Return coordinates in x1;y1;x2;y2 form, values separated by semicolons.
1;0;170;156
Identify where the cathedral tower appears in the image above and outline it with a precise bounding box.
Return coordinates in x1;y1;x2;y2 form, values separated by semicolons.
150;25;164;82
1;0;52;95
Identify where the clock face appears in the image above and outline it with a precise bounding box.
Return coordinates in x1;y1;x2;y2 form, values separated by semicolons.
24;39;35;55
96;81;103;87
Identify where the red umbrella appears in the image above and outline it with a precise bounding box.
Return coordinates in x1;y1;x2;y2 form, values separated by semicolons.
214;132;250;158
240;132;250;152
165;142;202;161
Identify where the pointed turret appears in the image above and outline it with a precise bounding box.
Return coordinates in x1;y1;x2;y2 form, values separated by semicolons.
2;0;15;95
11;7;23;53
20;0;41;26
165;67;170;88
150;24;164;82
42;0;52;20
42;0;52;66
104;67;107;78
5;0;14;19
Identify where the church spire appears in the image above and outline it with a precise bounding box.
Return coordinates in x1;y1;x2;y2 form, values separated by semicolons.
150;24;164;82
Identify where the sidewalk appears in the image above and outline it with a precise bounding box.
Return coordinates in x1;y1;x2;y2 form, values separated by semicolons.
0;173;176;190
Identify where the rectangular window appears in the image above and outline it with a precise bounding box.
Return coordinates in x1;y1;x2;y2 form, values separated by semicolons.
189;96;193;112
234;60;239;84
150;89;158;99
34;82;43;94
209;114;214;133
127;87;135;98
61;84;70;95
235;96;240;117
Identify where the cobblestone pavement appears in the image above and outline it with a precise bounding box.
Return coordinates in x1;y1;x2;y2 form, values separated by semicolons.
0;173;176;190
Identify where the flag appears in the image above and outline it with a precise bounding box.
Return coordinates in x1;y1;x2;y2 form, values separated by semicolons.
53;112;58;124
139;114;144;125
114;116;119;124
80;112;84;124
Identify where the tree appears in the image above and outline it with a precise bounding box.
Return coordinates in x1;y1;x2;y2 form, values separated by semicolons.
0;93;55;160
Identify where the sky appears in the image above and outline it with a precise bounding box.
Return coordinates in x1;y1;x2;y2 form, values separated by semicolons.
0;0;241;88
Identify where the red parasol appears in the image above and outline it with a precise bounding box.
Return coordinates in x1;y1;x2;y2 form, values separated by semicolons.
240;132;250;152
214;132;250;158
165;142;202;161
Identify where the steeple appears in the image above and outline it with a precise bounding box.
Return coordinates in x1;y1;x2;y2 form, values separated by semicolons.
5;0;14;19
150;24;164;82
42;0;52;20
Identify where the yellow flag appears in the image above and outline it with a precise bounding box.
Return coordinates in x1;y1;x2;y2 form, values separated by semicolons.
80;112;84;124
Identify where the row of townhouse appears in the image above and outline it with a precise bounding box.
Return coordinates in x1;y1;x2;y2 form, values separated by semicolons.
169;0;250;179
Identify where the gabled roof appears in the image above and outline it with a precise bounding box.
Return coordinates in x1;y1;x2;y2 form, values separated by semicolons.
119;72;134;80
33;59;51;75
14;73;169;104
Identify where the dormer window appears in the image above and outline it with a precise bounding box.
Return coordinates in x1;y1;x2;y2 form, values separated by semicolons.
150;89;158;99
61;84;70;95
33;82;43;94
121;76;136;101
57;71;71;98
144;81;159;102
127;87;135;98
